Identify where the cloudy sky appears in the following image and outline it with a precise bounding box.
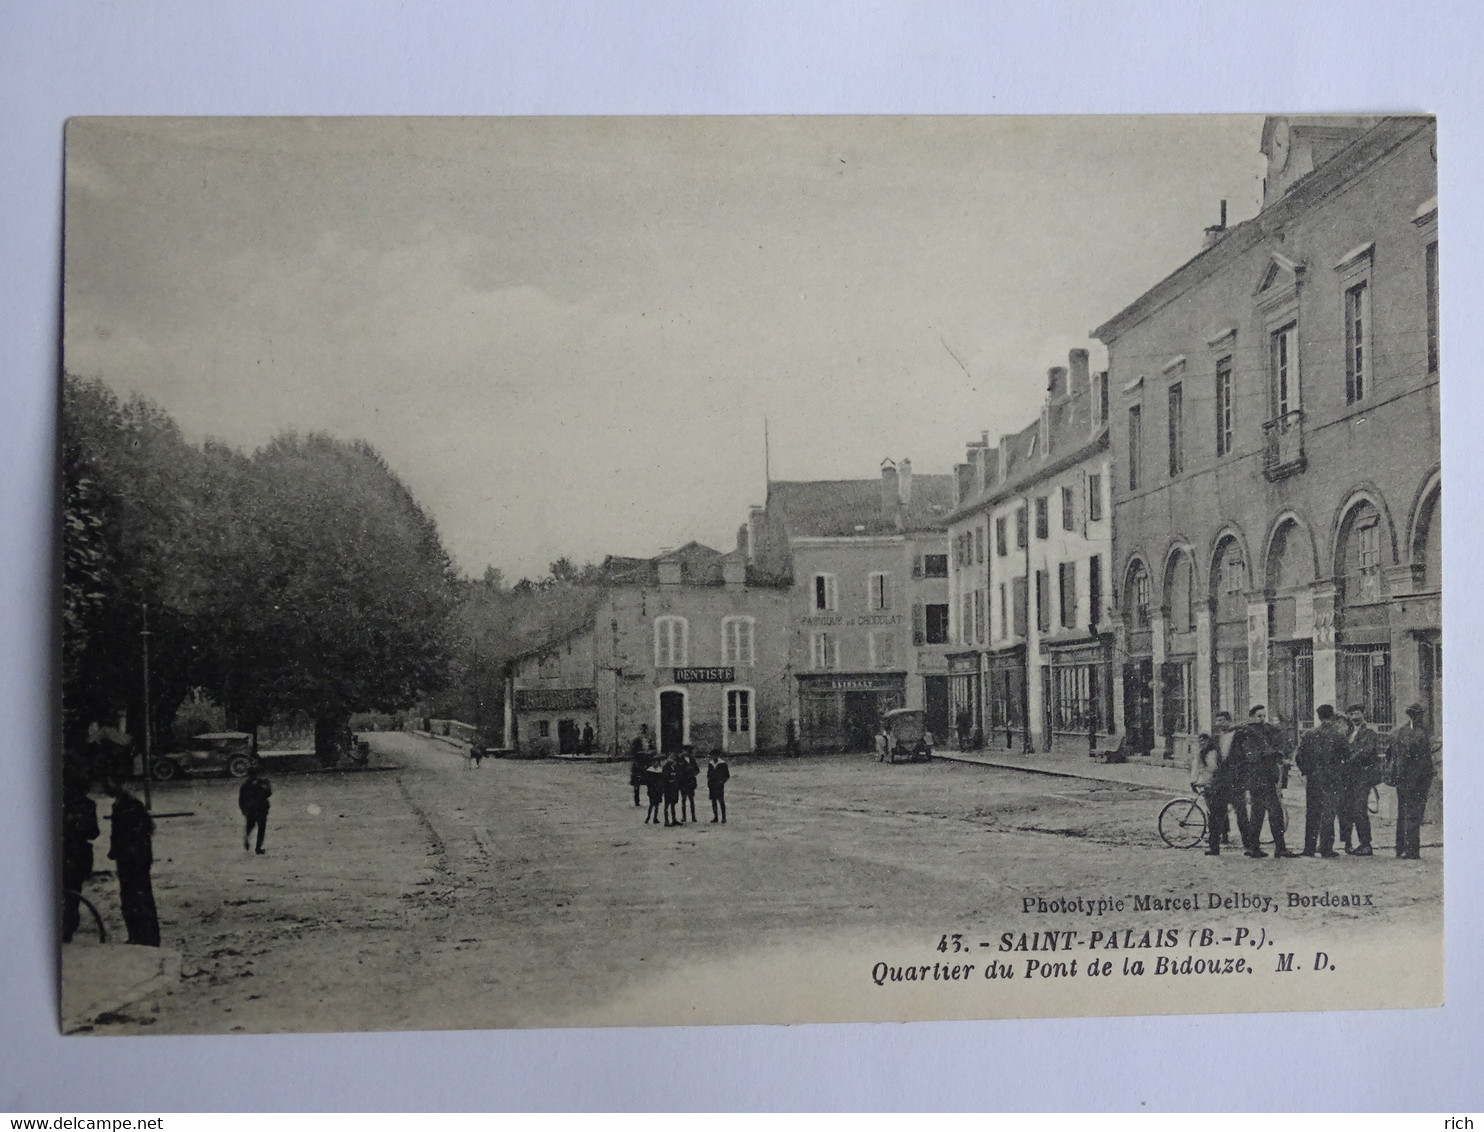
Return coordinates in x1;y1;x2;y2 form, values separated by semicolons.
64;116;1266;579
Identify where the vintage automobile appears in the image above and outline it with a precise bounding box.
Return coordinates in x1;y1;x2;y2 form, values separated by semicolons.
882;707;935;763
150;731;255;782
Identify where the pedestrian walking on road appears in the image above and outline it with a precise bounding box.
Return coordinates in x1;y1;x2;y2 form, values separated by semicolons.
238;764;273;854
678;746;700;823
643;759;664;824
104;780;159;947
662;755;682;826
629;732;648;805
1341;703;1383;855
580;723;594;756
875;726;889;763
61;766;99;943
785;718;801;758
1388;702;1435;860
1296;704;1348;857
707;751;730;823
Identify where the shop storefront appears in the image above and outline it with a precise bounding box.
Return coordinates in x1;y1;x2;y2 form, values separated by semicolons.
796;672;906;752
946;652;982;748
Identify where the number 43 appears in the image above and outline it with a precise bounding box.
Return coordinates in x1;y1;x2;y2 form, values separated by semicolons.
937;933;965;953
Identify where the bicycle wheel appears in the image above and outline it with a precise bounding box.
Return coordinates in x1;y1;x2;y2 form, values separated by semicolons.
1159;797;1208;849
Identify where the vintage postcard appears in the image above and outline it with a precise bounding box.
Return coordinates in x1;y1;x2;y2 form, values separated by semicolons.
59;115;1442;1034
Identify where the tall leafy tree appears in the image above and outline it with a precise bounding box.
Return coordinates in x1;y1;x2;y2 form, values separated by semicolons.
206;433;457;757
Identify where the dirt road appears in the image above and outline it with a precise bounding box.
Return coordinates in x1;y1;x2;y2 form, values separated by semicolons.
73;732;1442;1033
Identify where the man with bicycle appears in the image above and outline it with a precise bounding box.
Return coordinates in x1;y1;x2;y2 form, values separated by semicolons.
1340;703;1383;856
1193;711;1248;856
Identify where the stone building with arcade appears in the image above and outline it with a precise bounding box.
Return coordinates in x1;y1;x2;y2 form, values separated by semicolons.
1095;115;1440;760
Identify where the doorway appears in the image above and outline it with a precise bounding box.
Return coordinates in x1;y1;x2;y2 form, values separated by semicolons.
923;675;951;745
658;690;686;754
842;691;879;752
1123;658;1154;754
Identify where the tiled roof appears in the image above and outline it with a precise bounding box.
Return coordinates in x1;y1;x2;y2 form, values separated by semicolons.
765;475;955;539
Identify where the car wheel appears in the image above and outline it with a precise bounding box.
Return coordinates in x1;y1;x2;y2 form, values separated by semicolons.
225;754;252;778
150;758;178;783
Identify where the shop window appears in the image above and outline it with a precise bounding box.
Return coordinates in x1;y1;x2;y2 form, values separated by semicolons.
726;688;752;734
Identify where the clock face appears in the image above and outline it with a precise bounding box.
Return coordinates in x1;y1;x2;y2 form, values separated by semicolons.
1270;118;1291;172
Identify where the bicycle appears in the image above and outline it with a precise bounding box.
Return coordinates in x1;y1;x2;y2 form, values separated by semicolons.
1158;790;1208;849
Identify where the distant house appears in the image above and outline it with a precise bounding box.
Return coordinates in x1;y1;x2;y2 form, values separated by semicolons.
743;460;955;751
506;542;791;758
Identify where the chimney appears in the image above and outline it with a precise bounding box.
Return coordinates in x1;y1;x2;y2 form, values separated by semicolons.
1047;366;1068;399
880;459;899;511
1068;349;1091;399
984;446;999;488
721;551;746;589
898;458;913;505
1202;199;1228;249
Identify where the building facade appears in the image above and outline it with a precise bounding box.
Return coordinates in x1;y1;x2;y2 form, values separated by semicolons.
945;349;1116;755
1095;116;1440;761
746;461;955;751
507;543;792;757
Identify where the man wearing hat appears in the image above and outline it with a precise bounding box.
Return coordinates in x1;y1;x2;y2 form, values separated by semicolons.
1340;703;1383;856
1388;702;1435;860
1294;704;1348;857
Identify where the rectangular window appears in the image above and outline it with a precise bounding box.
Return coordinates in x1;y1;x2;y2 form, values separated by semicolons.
538;719;550;738
1134;570;1151;628
1061;485;1075;531
813;573;837;612
811;632;838;670
655;617;687;667
1012;576;1028;638
1088;554;1102;628
722;617;754;666
998;584;1007;639
1359;520;1381;570
870;631;897;669
973;590;985;643
868;571;891;611
923;553;948;578
1271;322;1298;416
996;517;1008;557
1035;569;1050;633
1059;560;1078;629
1088;473;1103;522
1094;371;1110;425
1167;381;1184;477
1166;660;1197;735
960;600;973;645
925;603;950;645
1345;281;1369;404
1035;497;1049;540
1427;241;1440;374
1215;356;1233;457
727;689;751;734
1128;405;1142;491
1015;507;1027;549
975;526;985;565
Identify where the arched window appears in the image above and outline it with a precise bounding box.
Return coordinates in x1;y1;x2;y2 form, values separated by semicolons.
1165;550;1194;634
1125;561;1151;629
1338;501;1385;605
654;616;688;667
721;616;755;666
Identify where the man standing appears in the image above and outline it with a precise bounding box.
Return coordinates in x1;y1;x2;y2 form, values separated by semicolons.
677;746;700;824
1295;704;1348;858
1388;702;1435;860
238;764;273;855
1193;711;1247;856
1341;703;1382;856
105;780;160;946
61;767;99;943
580;723;594;756
1238;705;1297;859
707;751;730;823
875;725;890;763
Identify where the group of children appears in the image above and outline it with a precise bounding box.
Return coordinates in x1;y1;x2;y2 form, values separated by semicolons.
628;728;730;826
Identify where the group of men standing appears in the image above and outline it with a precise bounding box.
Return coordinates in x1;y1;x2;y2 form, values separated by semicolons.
61;771;160;947
628;725;730;826
1193;700;1437;860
